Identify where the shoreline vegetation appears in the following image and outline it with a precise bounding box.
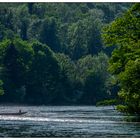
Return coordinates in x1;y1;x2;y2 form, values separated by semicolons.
96;99;118;107
96;99;140;122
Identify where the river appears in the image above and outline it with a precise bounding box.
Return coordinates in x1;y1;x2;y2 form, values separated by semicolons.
0;105;139;137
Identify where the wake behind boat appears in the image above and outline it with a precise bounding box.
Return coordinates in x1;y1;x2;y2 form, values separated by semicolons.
0;111;27;116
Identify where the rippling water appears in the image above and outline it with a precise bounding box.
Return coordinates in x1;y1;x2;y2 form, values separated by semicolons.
0;105;140;137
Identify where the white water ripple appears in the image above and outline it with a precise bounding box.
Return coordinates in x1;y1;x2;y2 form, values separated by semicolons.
0;115;140;124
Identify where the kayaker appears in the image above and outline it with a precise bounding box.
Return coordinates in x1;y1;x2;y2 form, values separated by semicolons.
19;109;21;113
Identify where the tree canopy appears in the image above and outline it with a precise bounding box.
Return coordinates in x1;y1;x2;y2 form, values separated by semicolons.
0;3;132;106
102;3;140;114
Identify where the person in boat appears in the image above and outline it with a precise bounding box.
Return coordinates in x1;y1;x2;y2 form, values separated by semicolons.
19;109;21;113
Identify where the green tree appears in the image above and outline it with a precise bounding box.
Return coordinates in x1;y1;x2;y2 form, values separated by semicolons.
67;20;88;60
0;80;4;95
67;16;103;60
16;5;30;40
55;53;76;83
118;59;140;114
102;3;140;114
55;53;82;103
76;53;110;104
0;39;33;102
25;42;69;105
39;18;60;52
82;71;105;104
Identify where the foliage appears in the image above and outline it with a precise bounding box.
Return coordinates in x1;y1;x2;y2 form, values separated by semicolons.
0;3;132;105
116;105;128;113
25;41;65;104
0;39;33;102
75;53;111;104
39;18;61;52
0;80;4;95
102;3;140;114
96;99;118;106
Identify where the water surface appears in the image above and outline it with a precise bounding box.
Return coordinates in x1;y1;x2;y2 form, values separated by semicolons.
0;105;139;137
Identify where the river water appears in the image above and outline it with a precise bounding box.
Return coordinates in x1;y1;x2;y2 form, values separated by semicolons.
0;105;139;137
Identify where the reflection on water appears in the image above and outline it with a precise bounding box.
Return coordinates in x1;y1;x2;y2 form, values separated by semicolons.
0;105;139;137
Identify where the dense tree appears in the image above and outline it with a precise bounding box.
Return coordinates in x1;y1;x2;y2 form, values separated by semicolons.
86;18;103;55
25;41;61;104
55;53;76;83
0;39;33;102
102;3;140;114
118;59;140;114
55;53;83;103
76;53;111;104
0;3;132;105
24;42;73;105
67;17;103;60
39;18;60;52
82;71;106;104
67;20;88;60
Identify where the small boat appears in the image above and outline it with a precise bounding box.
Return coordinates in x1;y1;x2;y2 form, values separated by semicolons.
0;112;27;116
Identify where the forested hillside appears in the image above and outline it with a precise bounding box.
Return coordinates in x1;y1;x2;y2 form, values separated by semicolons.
0;3;132;105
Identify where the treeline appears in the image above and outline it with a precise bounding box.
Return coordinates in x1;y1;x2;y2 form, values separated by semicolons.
0;3;131;105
